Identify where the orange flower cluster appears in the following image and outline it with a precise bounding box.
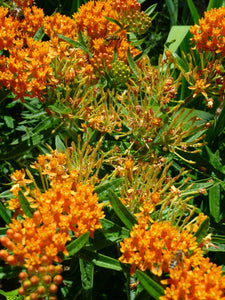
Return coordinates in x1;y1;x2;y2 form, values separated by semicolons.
0;149;105;279
0;0;149;101
0;1;58;102
0;143;106;299
188;8;225;105
0;39;56;102
190;7;225;56
161;256;225;299
71;0;142;77
119;219;198;276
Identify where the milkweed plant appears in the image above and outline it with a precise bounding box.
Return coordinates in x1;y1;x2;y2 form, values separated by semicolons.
0;0;225;299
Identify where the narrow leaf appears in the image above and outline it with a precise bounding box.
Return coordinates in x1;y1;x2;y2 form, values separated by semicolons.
127;47;139;79
55;135;66;152
79;259;94;300
33;24;45;41
18;191;34;218
104;16;123;28
209;185;221;223
165;0;177;25
133;45;151;62
0;202;11;224
86;219;130;250
194;217;210;245
66;232;89;256
56;33;92;56
94;178;124;195
78;248;124;271
0;228;7;236
187;0;200;24
136;270;164;299
108;189;137;230
207;0;224;10
144;4;157;17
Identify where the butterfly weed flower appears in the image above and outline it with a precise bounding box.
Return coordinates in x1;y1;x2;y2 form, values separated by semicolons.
160;256;225;300
190;7;225;56
119;218;199;276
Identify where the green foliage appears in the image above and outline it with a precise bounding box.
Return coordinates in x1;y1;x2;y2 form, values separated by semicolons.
0;0;225;299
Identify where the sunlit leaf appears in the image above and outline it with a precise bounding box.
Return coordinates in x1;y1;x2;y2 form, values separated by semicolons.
108;189;137;230
136;270;164;299
66;232;90;256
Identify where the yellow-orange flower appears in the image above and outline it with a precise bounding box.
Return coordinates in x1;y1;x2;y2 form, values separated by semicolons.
190;7;225;56
119;218;198;276
160;257;225;300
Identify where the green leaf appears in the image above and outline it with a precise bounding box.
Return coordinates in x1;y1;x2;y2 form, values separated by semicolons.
104;16;123;28
209;185;221;223
213;102;225;137
165;0;178;25
186;0;200;24
56;33;92;57
86;219;130;250
133;46;151;62
0;202;11;224
127;47;139;79
136;270;164;299
18;191;35;218
0;118;60;160
0;227;7;236
78;31;87;47
164;26;190;54
144;3;157;17
0;288;22;299
66;232;90;256
94;178;124;195
4;116;14;129
207;0;224;10
108;189;137;230
33;24;45;41
78;248;124;271
194;217;210;245
79;259;94;300
55;135;66;152
172;52;189;73
205;147;225;174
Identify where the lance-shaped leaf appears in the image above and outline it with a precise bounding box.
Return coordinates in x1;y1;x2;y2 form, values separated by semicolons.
34;24;45;41
66;232;90;256
0;202;11;225
127;47;139;79
56;33;92;57
136;270;164;299
78;248;125;272
108;189;137;230
209;184;221;223
18;191;35;218
79;259;94;300
104;16;123;28
194;216;210;245
94;178;124;195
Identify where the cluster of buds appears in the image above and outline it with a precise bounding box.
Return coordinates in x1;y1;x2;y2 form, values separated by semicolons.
18;263;63;300
111;60;130;83
126;11;151;35
90;52;114;77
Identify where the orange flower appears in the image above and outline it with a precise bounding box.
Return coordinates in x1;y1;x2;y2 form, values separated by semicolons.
161;257;225;300
190;7;225;56
119;219;198;276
